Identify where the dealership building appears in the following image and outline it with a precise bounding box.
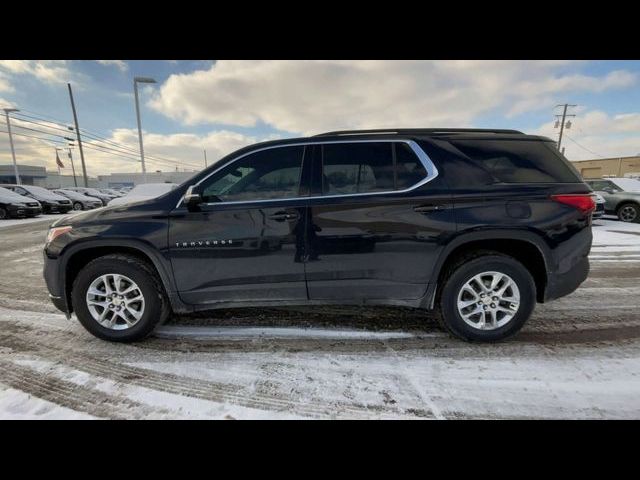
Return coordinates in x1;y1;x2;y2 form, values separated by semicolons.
570;156;640;179
1;164;197;189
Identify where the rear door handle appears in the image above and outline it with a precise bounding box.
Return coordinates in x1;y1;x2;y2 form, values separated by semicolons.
268;211;300;221
413;204;445;213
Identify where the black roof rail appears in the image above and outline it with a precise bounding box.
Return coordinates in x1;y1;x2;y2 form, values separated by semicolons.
313;128;523;137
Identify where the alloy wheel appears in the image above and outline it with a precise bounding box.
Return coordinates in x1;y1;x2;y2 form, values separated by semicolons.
86;273;145;330
456;271;521;331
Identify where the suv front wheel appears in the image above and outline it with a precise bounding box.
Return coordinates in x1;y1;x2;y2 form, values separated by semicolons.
438;252;536;342
71;254;170;342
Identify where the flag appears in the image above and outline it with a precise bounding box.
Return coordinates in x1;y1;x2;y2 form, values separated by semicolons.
56;151;65;168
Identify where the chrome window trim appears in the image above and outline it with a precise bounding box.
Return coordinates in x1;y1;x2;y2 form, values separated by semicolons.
175;139;439;209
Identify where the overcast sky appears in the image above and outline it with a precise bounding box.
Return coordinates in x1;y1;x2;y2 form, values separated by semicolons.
1;60;638;176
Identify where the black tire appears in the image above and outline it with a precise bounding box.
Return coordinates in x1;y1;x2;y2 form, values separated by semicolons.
616;202;640;223
71;254;170;342
437;251;536;342
73;202;83;211
0;207;7;220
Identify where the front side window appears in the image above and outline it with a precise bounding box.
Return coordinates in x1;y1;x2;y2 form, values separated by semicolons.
201;145;305;203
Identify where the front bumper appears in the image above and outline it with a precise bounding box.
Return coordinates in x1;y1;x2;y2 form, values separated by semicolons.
7;204;40;217
42;202;73;214
43;250;68;314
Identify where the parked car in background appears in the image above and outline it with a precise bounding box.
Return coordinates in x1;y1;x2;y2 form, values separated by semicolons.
98;188;125;198
43;128;594;343
585;177;640;223
64;187;113;206
108;183;178;206
0;187;42;219
52;189;103;211
593;193;605;219
0;184;72;214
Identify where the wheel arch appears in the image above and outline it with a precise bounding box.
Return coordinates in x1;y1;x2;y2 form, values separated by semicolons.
423;229;552;308
60;239;179;315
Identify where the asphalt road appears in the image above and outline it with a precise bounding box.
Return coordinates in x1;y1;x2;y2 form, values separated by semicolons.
0;215;639;419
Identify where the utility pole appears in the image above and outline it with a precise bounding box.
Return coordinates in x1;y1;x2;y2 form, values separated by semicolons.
203;149;207;168
3;108;21;184
554;103;577;152
67;83;88;187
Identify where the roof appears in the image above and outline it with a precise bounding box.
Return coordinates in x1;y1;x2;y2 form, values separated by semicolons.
313;128;523;137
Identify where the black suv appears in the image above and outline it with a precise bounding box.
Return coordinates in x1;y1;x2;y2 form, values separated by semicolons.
43;129;595;343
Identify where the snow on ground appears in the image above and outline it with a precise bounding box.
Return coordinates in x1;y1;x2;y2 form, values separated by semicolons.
0;215;639;419
591;217;640;263
0;383;95;420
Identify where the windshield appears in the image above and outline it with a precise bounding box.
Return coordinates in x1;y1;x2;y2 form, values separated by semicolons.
611;178;640;192
85;188;105;196
0;187;31;203
56;190;82;199
22;185;64;200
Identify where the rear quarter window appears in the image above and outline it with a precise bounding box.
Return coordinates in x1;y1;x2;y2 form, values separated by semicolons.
448;139;582;183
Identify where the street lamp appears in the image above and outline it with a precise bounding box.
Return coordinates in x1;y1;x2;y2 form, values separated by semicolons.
133;76;157;184
3;107;21;184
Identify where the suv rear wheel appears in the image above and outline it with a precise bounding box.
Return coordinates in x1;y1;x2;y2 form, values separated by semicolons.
71;254;170;342
617;202;639;223
438;251;536;342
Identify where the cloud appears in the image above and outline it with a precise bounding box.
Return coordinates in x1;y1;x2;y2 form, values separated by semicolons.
0;60;75;85
96;60;128;72
535;110;640;160
0;122;258;177
0;73;13;93
149;60;638;135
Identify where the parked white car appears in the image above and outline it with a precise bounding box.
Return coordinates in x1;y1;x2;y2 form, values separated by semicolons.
108;183;178;206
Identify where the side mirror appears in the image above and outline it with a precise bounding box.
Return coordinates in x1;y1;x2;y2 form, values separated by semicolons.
602;187;615;194
184;185;203;211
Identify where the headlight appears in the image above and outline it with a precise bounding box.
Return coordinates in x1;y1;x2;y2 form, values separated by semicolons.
46;226;72;245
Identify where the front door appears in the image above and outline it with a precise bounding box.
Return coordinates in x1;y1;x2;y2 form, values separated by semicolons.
168;144;310;306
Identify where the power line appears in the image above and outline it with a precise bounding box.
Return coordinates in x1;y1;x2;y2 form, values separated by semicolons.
0;128;67;145
3;105;205;171
564;134;605;158
12;109;201;168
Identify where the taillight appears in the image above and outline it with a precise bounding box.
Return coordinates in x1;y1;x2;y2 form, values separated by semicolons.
550;194;596;214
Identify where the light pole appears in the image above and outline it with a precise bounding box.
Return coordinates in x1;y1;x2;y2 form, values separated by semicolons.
3;108;21;184
133;76;157;184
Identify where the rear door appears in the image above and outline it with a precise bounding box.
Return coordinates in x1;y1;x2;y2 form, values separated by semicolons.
304;140;453;302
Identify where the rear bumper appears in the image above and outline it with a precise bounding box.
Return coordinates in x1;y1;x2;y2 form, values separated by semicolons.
544;255;589;302
593;203;605;218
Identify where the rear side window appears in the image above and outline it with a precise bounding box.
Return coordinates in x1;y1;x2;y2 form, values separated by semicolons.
321;142;427;195
449;140;582;183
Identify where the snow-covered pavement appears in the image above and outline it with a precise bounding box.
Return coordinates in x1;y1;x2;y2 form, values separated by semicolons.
0;217;639;419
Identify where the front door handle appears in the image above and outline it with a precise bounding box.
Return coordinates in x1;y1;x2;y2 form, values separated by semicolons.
268;211;300;221
413;204;445;213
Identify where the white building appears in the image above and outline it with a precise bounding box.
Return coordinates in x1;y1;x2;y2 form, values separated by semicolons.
96;170;199;188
